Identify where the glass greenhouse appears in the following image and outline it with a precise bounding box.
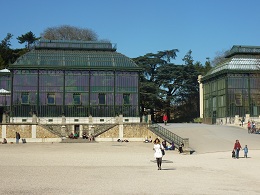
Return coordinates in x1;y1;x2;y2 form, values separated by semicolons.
3;40;141;119
199;45;260;124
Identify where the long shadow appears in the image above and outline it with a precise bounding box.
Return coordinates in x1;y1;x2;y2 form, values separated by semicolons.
150;160;173;163
161;168;176;171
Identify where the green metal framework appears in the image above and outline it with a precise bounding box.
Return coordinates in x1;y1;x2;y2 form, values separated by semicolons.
201;45;260;122
0;70;11;118
13;40;139;70
7;40;142;118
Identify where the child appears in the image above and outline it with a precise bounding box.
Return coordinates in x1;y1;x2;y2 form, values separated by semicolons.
232;150;235;158
243;145;248;158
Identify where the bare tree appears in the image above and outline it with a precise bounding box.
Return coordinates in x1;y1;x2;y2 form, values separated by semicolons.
41;25;98;41
211;48;231;66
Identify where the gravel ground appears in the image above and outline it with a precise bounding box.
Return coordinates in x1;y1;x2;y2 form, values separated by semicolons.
1;142;260;195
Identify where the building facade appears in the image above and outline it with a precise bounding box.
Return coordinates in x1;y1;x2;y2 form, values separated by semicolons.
199;45;260;124
1;40;141;123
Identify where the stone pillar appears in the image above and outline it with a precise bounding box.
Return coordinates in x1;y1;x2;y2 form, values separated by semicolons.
198;75;204;118
79;125;83;137
89;115;93;124
62;114;66;125
89;115;94;136
183;138;189;150
235;115;239;125
142;115;145;123
245;114;250;123
2;113;6;124
6;114;10;123
61;114;66;137
115;115;119;124
32;125;36;138
119;114;123;139
148;114;152;124
61;126;66;137
32;113;37;124
2;125;6;138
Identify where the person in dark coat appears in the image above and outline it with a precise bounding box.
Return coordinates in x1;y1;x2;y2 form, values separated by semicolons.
15;132;20;144
234;140;242;159
179;142;184;153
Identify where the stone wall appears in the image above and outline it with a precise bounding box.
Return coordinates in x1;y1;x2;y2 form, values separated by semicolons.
6;125;31;138
97;125;119;138
97;123;160;141
1;124;58;140
36;126;59;138
123;124;152;138
1;123;162;142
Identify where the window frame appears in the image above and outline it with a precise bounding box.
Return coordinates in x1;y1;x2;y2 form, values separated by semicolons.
98;93;106;105
21;92;29;105
73;93;81;105
47;93;55;105
123;93;130;105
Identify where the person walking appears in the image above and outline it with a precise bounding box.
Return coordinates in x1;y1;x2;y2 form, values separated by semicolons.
233;140;242;159
243;145;248;158
163;113;168;126
153;138;164;170
15;132;20;144
179;142;184;153
247;121;251;133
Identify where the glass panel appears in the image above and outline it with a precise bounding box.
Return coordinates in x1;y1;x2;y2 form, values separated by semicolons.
123;94;130;105
73;94;81;105
212;97;216;111
253;106;258;116
47;93;55;105
98;94;106;105
235;93;242;106
21;93;29;104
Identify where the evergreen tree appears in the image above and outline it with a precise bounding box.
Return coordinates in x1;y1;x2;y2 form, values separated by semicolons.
0;33;28;69
17;31;40;49
0;33;13;69
133;49;179;121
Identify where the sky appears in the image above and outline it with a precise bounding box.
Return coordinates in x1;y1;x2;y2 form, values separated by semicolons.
1;0;260;65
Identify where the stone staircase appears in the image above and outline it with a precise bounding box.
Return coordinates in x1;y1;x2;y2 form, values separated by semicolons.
148;122;193;154
38;124;64;137
92;124;117;137
60;138;95;143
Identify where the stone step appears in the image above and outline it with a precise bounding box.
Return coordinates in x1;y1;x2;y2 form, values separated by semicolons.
60;138;96;143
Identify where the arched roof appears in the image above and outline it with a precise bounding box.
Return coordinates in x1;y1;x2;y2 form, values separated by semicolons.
10;40;141;71
206;55;260;75
203;45;260;80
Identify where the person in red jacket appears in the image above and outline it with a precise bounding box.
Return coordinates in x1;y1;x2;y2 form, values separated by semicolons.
163;113;168;125
234;140;242;159
247;121;251;133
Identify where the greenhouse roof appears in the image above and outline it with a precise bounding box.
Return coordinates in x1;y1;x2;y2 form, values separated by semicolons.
0;68;10;73
10;40;141;71
33;40;117;51
0;68;10;76
206;55;260;75
225;45;260;58
202;45;260;80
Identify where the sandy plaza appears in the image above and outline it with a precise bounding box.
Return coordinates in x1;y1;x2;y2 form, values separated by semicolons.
1;123;260;195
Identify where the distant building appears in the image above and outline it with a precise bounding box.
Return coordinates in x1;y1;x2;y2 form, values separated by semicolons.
198;45;260;124
1;40;141;123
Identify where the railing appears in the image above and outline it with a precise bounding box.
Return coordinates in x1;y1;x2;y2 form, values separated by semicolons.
37;117;64;137
93;118;118;137
149;122;184;148
32;40;117;51
37;116;117;138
